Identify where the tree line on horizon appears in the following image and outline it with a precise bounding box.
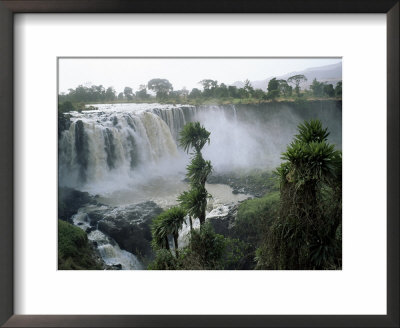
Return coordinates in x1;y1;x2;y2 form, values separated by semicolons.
58;75;342;109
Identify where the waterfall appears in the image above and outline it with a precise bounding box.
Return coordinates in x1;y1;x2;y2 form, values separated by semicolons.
72;209;143;270
59;102;341;191
59;104;180;189
58;103;267;191
89;230;143;270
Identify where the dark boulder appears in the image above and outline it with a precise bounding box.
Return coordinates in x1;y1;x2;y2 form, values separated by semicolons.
207;203;238;237
58;187;96;222
88;201;163;259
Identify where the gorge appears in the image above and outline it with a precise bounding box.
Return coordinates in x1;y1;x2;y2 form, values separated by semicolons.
58;101;342;269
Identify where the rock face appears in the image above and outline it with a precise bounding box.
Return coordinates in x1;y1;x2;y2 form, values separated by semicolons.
87;201;163;259
58;187;96;222
58;113;71;138
207;203;239;237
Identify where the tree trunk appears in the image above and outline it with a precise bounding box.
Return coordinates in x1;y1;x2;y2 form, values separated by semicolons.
165;236;170;251
173;233;179;257
199;212;205;225
189;216;193;231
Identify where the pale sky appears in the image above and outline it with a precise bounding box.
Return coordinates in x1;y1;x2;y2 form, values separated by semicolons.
58;58;342;94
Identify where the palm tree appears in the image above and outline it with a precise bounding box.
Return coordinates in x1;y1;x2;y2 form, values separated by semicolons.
178;122;213;226
151;207;187;257
151;215;170;251
264;119;342;269
179;122;210;154
177;187;210;225
186;153;213;187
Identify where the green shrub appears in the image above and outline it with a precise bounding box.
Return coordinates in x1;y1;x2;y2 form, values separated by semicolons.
147;249;178;270
234;192;279;246
232;192;279;268
58;220;102;270
148;223;246;270
58;101;75;113
256;120;342;270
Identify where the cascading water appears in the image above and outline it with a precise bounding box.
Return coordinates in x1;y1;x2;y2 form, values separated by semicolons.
59;101;341;269
59;104;181;191
72;207;143;270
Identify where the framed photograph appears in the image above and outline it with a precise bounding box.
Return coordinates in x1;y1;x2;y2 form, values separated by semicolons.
0;1;398;327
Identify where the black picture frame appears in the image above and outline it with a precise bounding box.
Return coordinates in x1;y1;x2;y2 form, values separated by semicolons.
0;1;398;327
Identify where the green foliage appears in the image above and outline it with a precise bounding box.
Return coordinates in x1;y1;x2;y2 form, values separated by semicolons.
323;84;335;97
311;79;339;98
177;187;209;223
147;78;173;100
222;237;250;270
228;86;238;98
253;89;266;100
59;84;115;104
178;122;212;225
148;249;178;270
267;78;279;92
235;192;279;245
288;74;307;96
151;215;170;251
185;153;213;186
183;223;226;269
335;81;342;96
189;88;202;99
178;122;211;154
58;220;102;270
58;101;75;113
233;192;279;268
124;86;134;100
135;85;150;100
257;119;342;270
244;79;254;96
151;207;187;252
267;89;280;101
310;78;325;97
149;223;250;270
294;119;329;144
59;76;340;108
278;80;292;97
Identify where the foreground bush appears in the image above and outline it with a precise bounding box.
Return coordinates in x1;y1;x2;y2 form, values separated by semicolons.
148;223;246;270
58;220;102;270
256;120;342;270
233;192;279;268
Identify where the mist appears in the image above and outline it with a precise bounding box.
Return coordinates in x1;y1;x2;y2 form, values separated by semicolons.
59;102;341;198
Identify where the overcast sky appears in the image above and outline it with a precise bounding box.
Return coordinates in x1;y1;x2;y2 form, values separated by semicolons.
58;58;342;94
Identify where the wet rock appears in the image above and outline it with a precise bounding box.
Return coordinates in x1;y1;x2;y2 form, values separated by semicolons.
86;226;97;234
58;187;96;223
112;264;122;270
58;113;71;138
207;203;238;237
88;201;163;259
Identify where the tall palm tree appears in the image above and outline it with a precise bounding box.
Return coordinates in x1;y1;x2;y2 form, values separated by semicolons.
265;119;342;270
178;122;212;226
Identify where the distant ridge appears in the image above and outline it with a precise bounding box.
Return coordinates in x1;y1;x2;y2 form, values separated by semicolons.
232;62;342;91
